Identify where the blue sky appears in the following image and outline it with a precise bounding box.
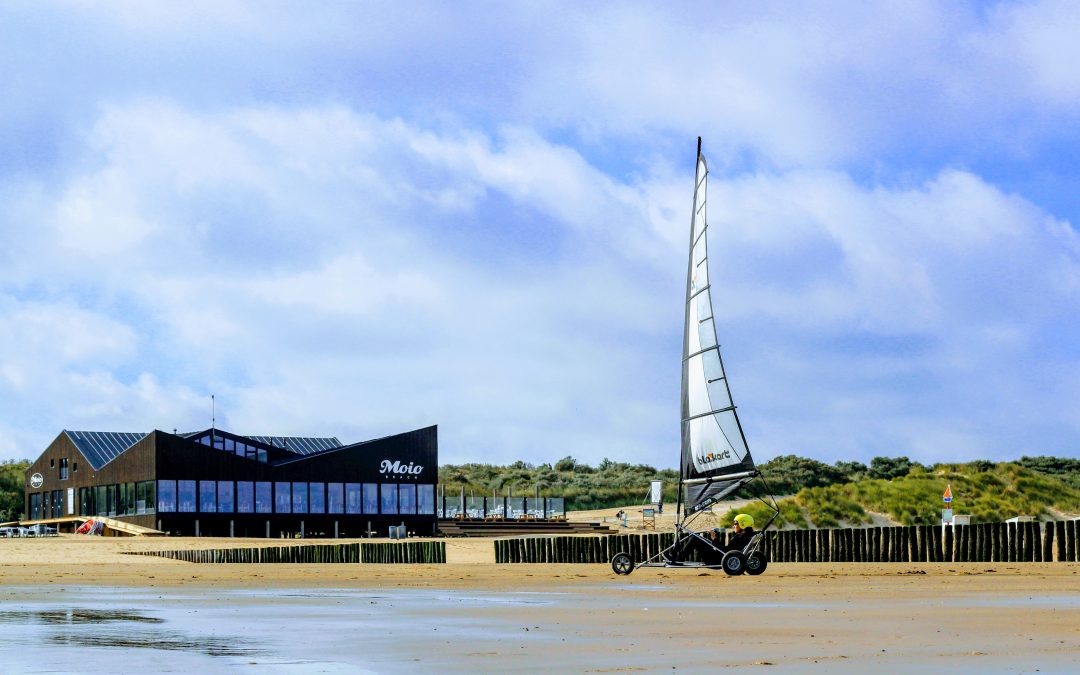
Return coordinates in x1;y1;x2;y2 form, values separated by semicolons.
1;2;1077;467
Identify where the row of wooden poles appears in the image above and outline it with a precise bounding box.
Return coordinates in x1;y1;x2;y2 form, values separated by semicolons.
128;541;447;564
495;522;1080;564
763;521;1080;563
495;533;677;564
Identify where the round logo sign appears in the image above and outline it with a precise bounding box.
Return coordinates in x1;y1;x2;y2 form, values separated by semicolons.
30;473;43;488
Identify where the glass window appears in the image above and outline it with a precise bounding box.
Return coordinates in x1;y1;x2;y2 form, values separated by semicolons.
225;438;235;453
546;497;565;517
79;487;91;516
178;480;197;513
95;485;108;516
158;480;177;513
236;442;246;458
309;483;325;514
29;493;41;520
257;448;267;463
418;484;435;515
237;482;254;513
255;482;273;513
292;482;308;514
136;482;147;514
107;484;117;516
217;481;234;513
117;483;128;516
362;483;378;514
398;484;416;515
274;482;291;513
198;480;216;512
126;483;137;515
327;483;344;514
380;484;398;514
142;481;156;515
199;436;211;446
507;497;526;519
59;458;69;480
345;483;362;515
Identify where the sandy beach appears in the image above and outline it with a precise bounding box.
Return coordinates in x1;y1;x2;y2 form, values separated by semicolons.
2;535;1079;672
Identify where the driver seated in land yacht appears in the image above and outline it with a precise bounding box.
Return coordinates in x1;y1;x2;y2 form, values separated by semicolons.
668;513;756;564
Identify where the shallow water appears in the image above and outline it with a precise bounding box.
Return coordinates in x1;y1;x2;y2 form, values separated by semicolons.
0;586;567;673
0;584;1076;673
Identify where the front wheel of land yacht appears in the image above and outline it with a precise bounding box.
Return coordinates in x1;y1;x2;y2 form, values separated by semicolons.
745;552;768;575
611;552;634;575
721;550;746;576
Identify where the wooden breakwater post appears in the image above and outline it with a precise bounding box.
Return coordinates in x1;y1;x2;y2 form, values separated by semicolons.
491;522;1080;566
495;533;679;565
128;541;445;564
1030;522;1041;562
1044;521;1055;562
1062;518;1071;561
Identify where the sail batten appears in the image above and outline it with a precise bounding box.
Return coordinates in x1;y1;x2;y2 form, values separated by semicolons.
679;139;756;516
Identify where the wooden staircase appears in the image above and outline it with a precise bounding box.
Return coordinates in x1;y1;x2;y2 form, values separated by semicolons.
438;519;617;537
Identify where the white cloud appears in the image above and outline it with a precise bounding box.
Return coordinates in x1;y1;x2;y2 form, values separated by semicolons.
702;168;1080;461
983;0;1080;106
515;2;1080;169
0;102;683;465
0;296;137;372
1;3;1079;468
3;100;1077;468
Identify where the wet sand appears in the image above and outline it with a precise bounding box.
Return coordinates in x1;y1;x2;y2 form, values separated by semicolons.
2;536;1079;672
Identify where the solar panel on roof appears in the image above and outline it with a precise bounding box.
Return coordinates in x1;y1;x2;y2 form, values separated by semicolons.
65;431;149;470
243;435;342;455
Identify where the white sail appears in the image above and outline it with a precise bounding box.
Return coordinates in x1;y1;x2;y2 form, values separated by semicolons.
681;143;755;514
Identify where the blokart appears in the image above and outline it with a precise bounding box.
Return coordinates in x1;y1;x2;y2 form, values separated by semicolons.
610;137;780;577
610;472;779;576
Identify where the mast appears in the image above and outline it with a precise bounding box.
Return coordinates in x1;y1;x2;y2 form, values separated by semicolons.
676;137;704;528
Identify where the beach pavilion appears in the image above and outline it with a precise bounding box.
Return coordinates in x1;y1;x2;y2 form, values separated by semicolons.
22;425;438;537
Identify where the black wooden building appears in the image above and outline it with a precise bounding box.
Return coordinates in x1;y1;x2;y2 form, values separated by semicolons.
24;425;438;537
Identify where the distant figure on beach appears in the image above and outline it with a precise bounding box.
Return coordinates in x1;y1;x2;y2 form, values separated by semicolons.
657;502;663;514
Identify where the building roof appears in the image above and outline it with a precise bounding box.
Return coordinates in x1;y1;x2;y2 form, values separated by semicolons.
64;429;345;469
64;430;149;470
244;436;342;455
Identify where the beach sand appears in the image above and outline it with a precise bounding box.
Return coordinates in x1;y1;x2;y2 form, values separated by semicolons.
2;536;1079;672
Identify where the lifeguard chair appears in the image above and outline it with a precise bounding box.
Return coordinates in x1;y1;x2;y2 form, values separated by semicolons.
642;508;656;529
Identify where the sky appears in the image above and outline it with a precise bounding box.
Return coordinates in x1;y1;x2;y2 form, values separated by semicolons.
0;2;1078;468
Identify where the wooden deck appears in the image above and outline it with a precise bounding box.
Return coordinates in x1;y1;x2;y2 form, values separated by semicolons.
437;518;617;538
15;516;164;536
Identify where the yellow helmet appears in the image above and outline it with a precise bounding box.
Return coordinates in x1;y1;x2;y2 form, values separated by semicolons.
733;513;754;528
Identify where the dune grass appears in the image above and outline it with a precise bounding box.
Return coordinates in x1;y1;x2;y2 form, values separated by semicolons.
790;462;1080;527
722;461;1080;529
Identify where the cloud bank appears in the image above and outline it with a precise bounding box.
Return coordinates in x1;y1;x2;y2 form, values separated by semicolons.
0;2;1077;466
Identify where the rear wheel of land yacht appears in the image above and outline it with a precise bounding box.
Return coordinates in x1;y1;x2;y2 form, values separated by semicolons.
611;552;634;575
721;550;746;576
745;552;768;575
